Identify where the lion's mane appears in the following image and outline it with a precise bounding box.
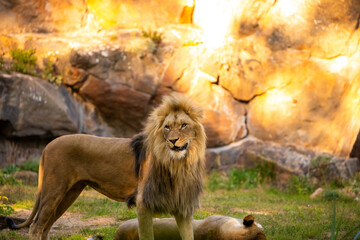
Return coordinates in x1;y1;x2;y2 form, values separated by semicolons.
129;94;206;218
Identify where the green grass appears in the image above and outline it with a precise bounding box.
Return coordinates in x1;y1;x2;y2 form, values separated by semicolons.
0;164;359;239
0;230;28;240
0;183;359;239
69;192;137;220
50;227;117;240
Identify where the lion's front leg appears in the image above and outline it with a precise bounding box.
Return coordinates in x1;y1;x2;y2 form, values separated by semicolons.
175;214;194;240
137;203;154;240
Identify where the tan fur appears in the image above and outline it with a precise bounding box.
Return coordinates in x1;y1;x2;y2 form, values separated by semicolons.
136;94;206;240
8;134;138;239
115;215;267;240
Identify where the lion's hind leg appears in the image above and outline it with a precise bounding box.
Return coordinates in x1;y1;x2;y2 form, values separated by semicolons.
41;182;86;239
29;181;85;240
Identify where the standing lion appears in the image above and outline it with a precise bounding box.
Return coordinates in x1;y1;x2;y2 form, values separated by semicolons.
130;94;206;240
6;93;206;240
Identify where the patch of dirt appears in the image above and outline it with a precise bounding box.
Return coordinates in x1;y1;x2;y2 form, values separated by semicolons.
8;209;120;237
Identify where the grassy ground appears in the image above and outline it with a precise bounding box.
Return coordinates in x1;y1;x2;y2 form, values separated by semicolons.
0;182;359;240
0;162;359;239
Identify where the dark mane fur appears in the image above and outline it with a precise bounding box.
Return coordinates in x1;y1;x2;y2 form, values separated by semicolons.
126;134;146;208
130;134;146;178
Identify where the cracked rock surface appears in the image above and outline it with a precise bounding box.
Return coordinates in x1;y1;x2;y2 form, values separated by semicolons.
0;0;359;176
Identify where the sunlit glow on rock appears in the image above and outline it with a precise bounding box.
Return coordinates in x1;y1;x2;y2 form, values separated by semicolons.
330;56;349;74
193;0;240;49
184;0;194;7
87;0;120;29
276;0;303;18
265;89;294;116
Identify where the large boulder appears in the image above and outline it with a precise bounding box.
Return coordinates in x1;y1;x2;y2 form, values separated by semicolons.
206;137;359;183
0;72;80;137
71;46;168;136
0;71;111;165
79;74;151;136
248;63;360;157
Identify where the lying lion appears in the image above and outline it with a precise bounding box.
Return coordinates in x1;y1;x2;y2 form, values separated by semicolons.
115;215;267;240
6;93;206;240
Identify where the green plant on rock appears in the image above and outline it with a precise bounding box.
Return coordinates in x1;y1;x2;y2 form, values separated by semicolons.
0;52;4;70
142;29;163;54
142;29;163;44
0;196;14;216
43;58;63;85
9;48;37;75
310;154;333;185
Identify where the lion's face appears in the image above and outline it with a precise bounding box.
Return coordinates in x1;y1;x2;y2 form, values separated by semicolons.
162;111;196;159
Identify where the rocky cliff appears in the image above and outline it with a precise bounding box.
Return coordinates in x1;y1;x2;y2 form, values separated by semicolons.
0;0;359;178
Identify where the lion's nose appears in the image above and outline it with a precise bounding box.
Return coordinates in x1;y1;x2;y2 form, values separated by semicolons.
169;138;179;144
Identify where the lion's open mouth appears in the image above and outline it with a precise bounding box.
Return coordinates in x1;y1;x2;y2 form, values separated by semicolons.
171;143;188;152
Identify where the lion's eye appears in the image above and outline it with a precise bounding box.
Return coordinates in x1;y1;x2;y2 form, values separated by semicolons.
181;123;188;129
164;125;170;130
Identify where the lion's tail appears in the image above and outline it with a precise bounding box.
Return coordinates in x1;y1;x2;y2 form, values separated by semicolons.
6;150;45;230
6;193;40;229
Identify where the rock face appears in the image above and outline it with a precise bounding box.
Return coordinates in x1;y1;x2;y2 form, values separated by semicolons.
0;0;185;33
206;138;359;182
71;49;161;136
0;72;79;137
0;71;112;167
0;0;359;176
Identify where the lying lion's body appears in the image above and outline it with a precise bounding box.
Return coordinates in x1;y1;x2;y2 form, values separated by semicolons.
115;215;267;240
7;94;206;240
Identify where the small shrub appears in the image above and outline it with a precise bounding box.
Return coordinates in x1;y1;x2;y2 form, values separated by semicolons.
253;161;277;183
0;53;4;70
207;162;277;191
0;196;14;216
142;29;163;45
287;176;314;195
20;159;39;173
0;165;20;186
206;171;227;192
323;189;340;201
142;29;163;54
1;164;19;175
9;48;37;75
43;58;63;85
0;172;20;186
227;167;259;189
310;154;332;184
